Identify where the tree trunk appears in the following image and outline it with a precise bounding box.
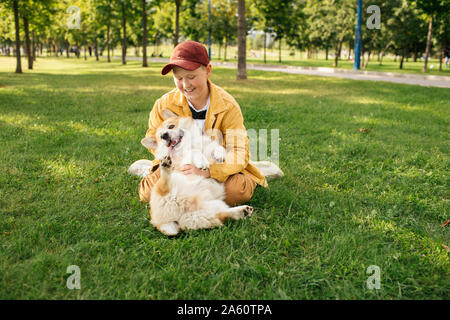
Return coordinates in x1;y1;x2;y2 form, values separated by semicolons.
380;42;392;66
236;0;247;80
224;37;228;61
361;48;365;68
413;43;418;62
399;53;404;69
364;49;371;68
423;15;433;72
333;37;344;67
263;32;267;64
95;38;99;60
66;42;70;58
32;31;36;61
325;46;329;60
142;0;148;67
439;37;445;72
174;0;181;47
121;2;127;65
278;38;282;63
107;18;111;62
76;42;80;58
23;15;32;69
13;0;22;73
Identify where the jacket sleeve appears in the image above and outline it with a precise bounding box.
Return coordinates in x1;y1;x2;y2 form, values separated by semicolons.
145;99;164;156
209;104;249;182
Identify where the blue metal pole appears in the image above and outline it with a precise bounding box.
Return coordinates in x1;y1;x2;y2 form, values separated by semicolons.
354;0;362;70
208;0;212;60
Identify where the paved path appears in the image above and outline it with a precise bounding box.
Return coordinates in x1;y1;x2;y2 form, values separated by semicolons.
117;56;450;88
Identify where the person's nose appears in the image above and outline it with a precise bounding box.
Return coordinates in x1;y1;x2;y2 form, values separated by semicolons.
183;79;192;89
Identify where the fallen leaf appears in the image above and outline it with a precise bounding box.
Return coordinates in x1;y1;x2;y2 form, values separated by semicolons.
359;128;371;133
94;178;99;183
442;244;449;252
3;232;10;236
442;220;450;227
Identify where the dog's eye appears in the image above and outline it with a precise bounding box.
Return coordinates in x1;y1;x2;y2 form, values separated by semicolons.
168;124;175;129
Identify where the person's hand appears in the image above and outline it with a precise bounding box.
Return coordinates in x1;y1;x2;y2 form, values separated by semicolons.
179;164;211;178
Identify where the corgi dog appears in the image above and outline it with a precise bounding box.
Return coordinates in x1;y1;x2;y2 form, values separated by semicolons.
129;109;254;236
129;109;284;236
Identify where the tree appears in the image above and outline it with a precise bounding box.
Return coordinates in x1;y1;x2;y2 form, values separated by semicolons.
142;0;148;66
389;0;424;69
174;0;182;47
237;0;246;80
13;0;22;73
303;0;355;67
254;0;302;63
408;0;450;72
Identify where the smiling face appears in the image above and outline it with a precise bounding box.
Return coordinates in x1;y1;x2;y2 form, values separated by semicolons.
173;65;211;109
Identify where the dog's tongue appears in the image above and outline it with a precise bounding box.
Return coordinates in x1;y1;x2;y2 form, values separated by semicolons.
168;140;177;156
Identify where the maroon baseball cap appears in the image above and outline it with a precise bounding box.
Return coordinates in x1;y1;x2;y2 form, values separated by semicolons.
161;41;210;75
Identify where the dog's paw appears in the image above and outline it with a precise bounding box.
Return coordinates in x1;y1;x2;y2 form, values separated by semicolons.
161;156;172;169
243;205;253;217
230;205;253;220
159;222;180;236
192;152;210;170
213;146;226;163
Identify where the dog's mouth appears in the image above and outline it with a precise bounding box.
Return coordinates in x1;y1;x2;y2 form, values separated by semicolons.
168;136;183;154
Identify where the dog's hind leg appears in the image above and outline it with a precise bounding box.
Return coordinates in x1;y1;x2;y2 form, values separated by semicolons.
216;205;253;223
178;204;253;231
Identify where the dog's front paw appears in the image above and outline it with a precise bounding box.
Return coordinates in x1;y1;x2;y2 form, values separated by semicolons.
192;152;210;170
161;156;172;169
213;146;226;163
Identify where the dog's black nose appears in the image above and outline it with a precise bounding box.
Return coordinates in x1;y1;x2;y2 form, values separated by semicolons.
161;132;169;141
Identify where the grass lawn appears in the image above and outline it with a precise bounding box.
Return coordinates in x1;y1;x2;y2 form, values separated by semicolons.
0;56;448;299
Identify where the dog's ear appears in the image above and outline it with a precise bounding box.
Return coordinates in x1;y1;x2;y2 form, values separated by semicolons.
141;136;158;150
162;109;177;120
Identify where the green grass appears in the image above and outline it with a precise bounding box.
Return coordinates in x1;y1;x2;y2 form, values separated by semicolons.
0;56;449;299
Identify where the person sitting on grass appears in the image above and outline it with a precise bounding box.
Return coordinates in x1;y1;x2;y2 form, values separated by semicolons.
138;40;267;206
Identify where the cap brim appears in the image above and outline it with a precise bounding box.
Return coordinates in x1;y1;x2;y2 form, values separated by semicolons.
161;60;203;75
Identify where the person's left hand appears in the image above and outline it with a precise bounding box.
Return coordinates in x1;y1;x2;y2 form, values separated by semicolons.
179;164;211;178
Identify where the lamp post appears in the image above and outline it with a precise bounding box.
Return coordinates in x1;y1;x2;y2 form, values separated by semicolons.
354;0;362;70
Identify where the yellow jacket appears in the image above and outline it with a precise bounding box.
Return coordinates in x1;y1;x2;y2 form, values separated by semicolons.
145;79;268;187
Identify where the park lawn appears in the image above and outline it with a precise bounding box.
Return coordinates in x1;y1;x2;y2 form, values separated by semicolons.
0;56;448;299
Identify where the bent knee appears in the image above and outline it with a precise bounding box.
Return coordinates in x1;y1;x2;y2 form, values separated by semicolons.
138;168;160;203
224;173;257;206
